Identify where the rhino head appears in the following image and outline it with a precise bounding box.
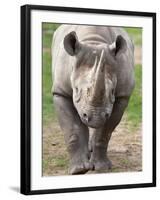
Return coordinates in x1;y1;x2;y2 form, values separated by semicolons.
64;31;127;128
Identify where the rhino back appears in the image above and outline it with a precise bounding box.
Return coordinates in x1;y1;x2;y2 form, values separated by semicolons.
52;25;135;97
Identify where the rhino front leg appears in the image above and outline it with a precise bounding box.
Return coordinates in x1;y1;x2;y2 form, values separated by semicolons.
54;95;92;174
90;97;129;172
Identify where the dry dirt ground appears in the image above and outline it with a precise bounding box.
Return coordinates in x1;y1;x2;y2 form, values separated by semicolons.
42;116;142;176
42;46;142;176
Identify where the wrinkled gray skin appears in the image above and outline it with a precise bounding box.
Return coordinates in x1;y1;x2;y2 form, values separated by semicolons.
52;25;135;174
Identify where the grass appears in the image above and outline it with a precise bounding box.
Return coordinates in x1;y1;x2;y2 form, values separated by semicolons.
54;157;68;168
42;51;55;124
43;156;69;174
42;51;57;125
42;23;60;124
120;158;130;166
126;64;142;127
42;23;142;128
124;27;142;46
42;23;60;48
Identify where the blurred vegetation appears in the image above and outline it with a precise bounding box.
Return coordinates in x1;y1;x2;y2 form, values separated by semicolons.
124;27;142;46
126;64;142;127
42;23;60;124
42;51;54;123
42;23;142;127
42;23;60;48
43;155;69;174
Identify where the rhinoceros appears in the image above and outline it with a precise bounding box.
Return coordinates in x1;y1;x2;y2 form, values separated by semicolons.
51;25;135;174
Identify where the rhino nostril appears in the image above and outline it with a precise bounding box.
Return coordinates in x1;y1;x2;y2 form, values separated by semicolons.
105;113;110;119
83;113;88;119
82;113;91;122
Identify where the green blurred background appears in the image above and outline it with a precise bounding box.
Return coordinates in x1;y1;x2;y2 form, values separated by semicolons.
42;23;142;128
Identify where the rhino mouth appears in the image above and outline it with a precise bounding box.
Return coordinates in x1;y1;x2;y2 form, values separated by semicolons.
75;104;112;128
81;117;106;128
80;110;110;128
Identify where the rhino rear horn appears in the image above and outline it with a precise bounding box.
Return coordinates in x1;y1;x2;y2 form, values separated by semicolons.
109;35;127;56
64;31;81;56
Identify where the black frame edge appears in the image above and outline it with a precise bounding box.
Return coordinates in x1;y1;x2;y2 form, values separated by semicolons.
24;183;155;195
152;13;156;187
20;5;31;195
22;4;156;17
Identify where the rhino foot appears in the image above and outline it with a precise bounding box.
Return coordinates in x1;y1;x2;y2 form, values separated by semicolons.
69;155;93;175
91;158;112;172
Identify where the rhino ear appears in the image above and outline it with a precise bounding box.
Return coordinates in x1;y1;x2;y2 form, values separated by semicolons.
64;31;80;56
109;35;127;56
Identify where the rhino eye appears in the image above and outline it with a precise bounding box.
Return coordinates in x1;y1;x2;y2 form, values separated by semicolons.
110;89;115;103
111;89;114;95
75;87;78;93
74;87;82;103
